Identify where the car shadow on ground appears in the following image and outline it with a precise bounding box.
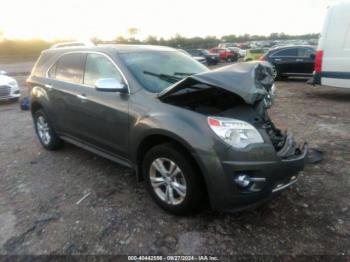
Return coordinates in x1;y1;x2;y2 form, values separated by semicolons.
307;89;350;102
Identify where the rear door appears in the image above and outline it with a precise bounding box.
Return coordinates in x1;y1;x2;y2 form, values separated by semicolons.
46;52;87;137
270;48;298;74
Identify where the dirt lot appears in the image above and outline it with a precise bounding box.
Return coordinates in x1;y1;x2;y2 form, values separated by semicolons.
0;67;349;259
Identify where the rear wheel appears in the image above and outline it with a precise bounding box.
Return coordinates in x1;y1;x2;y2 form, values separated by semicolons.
142;143;205;215
34;109;63;150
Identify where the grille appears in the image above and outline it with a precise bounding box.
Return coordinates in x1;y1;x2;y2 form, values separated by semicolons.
0;85;11;97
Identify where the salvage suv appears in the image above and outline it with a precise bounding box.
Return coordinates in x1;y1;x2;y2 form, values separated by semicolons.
28;44;307;215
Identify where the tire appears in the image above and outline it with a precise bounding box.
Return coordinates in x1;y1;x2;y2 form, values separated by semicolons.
33;109;63;150
273;66;288;80
275;73;288;81
272;66;278;79
142;143;205;215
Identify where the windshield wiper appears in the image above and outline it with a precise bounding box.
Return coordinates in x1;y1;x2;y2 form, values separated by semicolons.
174;72;195;76
143;71;182;83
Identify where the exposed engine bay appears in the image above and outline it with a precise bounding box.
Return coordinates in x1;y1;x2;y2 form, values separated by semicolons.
159;61;304;158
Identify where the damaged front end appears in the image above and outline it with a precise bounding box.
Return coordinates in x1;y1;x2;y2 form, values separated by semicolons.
158;61;307;159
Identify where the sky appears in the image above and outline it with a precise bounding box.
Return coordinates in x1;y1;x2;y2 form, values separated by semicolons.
0;0;346;41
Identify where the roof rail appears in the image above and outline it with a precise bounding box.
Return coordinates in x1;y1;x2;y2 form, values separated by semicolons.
50;41;95;49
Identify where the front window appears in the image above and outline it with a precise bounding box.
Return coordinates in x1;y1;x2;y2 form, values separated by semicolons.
273;48;297;57
120;51;208;93
84;54;123;86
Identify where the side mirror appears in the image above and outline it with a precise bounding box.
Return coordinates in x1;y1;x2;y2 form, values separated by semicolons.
0;70;7;75
310;53;316;59
94;78;127;93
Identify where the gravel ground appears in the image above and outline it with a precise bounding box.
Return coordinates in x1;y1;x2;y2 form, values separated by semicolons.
0;69;349;259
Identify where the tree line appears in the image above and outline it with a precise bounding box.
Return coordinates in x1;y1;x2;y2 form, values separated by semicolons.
0;33;319;57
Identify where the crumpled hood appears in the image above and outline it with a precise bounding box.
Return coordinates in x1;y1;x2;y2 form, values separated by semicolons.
158;61;275;105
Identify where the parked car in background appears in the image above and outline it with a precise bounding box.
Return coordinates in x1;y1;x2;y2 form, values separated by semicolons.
208;48;238;62
28;44;306;214
0;70;20;101
227;47;246;58
177;49;207;65
312;2;350;88
261;45;316;79
187;49;219;65
237;43;251;49
244;48;268;61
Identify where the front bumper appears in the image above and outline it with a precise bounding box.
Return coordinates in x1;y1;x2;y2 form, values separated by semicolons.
0;93;20;101
0;85;20;101
198;142;308;212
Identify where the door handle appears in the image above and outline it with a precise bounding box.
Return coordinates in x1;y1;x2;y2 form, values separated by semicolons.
296;59;303;62
274;58;282;62
77;94;88;101
44;84;53;90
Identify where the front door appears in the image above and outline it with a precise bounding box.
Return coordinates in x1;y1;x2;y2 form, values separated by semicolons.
73;53;129;159
271;47;298;74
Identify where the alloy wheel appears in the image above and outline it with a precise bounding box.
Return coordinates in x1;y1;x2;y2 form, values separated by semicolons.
36;116;51;145
272;66;278;79
149;157;187;205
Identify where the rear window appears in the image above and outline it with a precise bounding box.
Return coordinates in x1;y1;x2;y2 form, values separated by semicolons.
49;53;86;83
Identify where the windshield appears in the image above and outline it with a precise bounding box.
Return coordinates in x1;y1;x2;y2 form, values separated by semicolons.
120;51;208;93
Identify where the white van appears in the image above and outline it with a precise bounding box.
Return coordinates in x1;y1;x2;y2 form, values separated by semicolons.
313;2;350;88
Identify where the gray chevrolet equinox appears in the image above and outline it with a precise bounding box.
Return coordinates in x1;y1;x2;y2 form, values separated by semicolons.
28;44;307;215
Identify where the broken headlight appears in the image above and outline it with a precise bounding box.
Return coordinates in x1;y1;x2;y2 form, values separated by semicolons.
208;117;264;148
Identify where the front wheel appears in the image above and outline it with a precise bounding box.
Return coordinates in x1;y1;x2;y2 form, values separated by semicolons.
273;67;288;80
142;143;205;215
34;109;63;150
